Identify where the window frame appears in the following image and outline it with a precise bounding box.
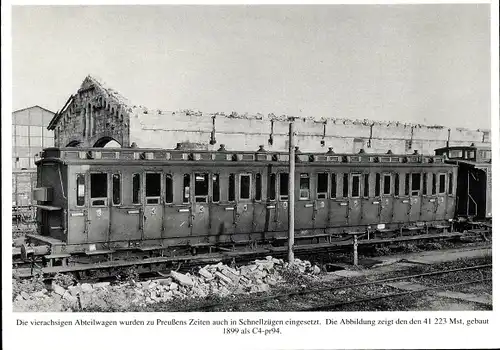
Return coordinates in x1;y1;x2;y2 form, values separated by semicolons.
438;173;447;195
90;172;108;207
431;173;437;195
76;173;86;207
132;173;142;205
111;172;122;206
183;173;191;204
351;173;361;198
279;172;289;201
255;173;262;202
268;173;277;201
382;173;392;196
448;172;454;196
330;173;337;199
317;173;329;199
422;172;428;196
394;173;400;197
410;173;422;197
299;173;311;200
145;172;162;205
164;173;174;204
194;172;210;203
228;173;236;202
239;173;252;201
363;173;369;198
342;173;349;198
375;173;381;197
211;173;220;203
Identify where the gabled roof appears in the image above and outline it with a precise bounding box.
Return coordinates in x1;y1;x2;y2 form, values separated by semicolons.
47;75;131;130
13;105;55;115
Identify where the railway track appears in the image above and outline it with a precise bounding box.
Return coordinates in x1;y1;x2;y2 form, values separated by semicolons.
12;227;491;281
179;263;492;312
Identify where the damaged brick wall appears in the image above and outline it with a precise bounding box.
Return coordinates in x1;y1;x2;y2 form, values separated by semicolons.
50;76;130;148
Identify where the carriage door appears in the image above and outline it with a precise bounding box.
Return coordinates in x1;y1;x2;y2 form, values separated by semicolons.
409;173;422;222
348;174;362;226
435;173;448;220
296;173;314;230
192;173;210;236
164;174;192;239
313;173;329;229
236;173;254;234
263;173;278;233
379;173;394;223
69;173;87;244
143;173;163;240
393;173;411;223
420;173;436;222
88;173;110;243
329;173;348;227
276;173;290;233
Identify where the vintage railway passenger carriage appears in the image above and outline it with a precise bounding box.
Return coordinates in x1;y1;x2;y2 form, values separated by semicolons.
435;144;492;220
28;146;458;261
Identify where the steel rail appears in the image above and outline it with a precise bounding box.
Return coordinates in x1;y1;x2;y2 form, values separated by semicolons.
304;278;492;311
184;264;492;311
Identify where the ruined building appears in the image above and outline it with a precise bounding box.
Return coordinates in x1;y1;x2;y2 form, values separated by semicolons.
47;75;491;155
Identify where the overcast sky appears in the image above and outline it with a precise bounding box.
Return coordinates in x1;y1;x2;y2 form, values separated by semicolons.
12;5;491;129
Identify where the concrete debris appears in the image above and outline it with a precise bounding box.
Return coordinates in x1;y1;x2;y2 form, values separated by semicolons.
13;256;322;311
51;283;66;296
170;271;195;287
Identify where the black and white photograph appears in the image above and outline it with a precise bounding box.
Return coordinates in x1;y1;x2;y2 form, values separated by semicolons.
3;2;499;349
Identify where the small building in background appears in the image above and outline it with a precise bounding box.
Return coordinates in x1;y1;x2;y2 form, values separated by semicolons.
12;105;55;169
12;106;55;217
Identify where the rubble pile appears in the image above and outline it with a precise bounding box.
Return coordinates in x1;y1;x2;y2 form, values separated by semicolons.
13;257;321;311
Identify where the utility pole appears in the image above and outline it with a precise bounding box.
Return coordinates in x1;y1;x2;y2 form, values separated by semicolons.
288;118;296;264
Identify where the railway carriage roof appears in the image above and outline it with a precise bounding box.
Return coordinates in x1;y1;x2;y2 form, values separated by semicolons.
36;147;454;167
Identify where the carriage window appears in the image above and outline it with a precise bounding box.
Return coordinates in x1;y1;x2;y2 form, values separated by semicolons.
112;173;121;205
269;173;276;201
146;173;161;204
240;174;251;200
439;174;446;194
330;173;337;198
351;174;360;198
90;173;107;206
76;174;85;206
422;173;428;195
449;150;463;158
195;173;209;203
468;151;476;159
432;174;437;195
228;174;235;202
165;174;173;204
132;173;141;204
279;173;289;201
317;173;328;199
404;174;410;196
363;174;369;197
299;173;310;200
383;174;391;195
212;174;220;203
448;173;453;195
255;174;262;201
342;174;349;198
183;174;190;203
411;173;421;196
375;173;381;197
394;173;400;196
